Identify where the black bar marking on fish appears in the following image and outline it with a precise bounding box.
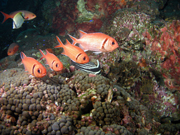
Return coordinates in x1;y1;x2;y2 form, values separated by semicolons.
51;60;56;70
71;60;101;74
102;38;108;49
20;13;25;19
13;21;18;29
32;64;36;76
76;53;82;60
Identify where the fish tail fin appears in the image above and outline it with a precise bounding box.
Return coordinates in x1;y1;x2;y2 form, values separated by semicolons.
20;52;26;59
39;49;45;60
0;11;10;24
68;34;77;45
55;36;64;48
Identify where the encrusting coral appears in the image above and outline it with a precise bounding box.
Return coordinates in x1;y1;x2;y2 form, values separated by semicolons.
0;68;160;134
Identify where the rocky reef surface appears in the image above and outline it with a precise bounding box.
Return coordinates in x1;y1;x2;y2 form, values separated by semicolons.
0;67;179;134
0;0;180;134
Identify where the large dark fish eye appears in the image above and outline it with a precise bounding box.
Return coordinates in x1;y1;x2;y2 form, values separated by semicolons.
83;57;86;60
56;63;59;67
112;41;115;45
37;68;41;73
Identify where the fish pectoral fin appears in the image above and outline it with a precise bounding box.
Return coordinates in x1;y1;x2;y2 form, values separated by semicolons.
24;67;28;72
93;51;102;55
54;45;61;48
40;57;44;60
24;71;30;74
61;52;67;56
13;21;18;29
29;74;35;78
84;50;88;52
78;44;86;51
13;12;25;29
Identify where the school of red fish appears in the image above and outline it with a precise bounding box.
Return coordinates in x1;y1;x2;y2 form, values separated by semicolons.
0;10;119;78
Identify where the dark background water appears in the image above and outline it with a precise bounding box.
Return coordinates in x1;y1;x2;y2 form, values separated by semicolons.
0;0;179;60
0;0;46;59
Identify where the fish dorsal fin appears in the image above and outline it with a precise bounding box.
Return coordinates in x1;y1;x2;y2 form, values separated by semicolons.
68;34;77;45
45;49;50;54
55;36;64;48
39;49;45;55
39;49;45;60
79;30;87;37
56;36;63;45
65;39;72;45
20;52;26;59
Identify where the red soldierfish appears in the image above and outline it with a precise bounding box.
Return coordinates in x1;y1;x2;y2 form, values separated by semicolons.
7;43;19;55
68;30;119;54
39;49;63;72
55;36;89;64
20;52;46;78
0;10;36;24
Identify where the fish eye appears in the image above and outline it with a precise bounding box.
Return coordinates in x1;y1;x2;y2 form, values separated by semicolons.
37;68;41;73
83;57;86;60
56;63;59;67
112;41;115;45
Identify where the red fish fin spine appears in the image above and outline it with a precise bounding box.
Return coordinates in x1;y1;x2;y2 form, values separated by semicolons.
20;52;28;71
55;36;64;48
65;39;72;45
39;49;45;60
79;30;87;37
45;49;50;54
0;11;11;24
68;34;77;45
20;52;27;59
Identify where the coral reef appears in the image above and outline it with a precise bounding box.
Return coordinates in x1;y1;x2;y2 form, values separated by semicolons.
0;68;162;134
40;0;129;35
107;61;140;88
129;0;159;18
143;20;180;90
76;124;132;135
0;0;180;134
92;101;121;126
